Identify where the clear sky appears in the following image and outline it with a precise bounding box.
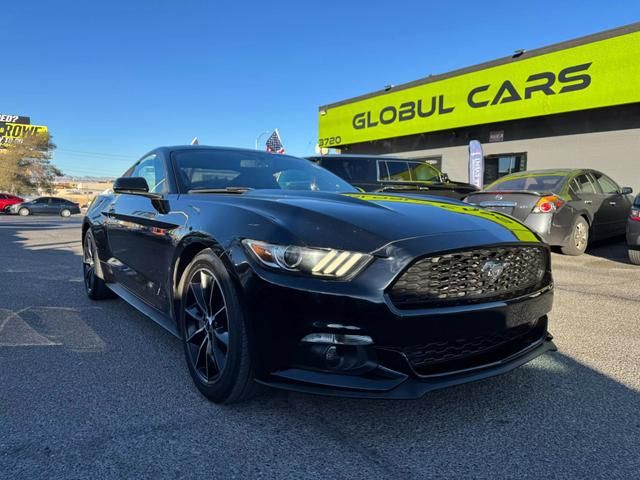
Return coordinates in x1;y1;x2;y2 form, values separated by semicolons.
3;1;640;177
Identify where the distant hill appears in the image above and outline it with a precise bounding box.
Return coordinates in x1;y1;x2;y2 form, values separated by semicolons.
55;175;115;183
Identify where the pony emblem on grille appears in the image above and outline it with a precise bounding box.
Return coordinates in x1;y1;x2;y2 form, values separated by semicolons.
481;260;506;284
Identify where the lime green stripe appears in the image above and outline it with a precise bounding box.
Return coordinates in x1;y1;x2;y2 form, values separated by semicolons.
345;193;540;243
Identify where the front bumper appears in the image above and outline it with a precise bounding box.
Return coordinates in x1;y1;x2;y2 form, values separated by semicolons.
258;335;556;399
232;242;555;399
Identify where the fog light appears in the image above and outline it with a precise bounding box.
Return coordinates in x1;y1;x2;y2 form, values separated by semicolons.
324;345;342;368
301;333;373;345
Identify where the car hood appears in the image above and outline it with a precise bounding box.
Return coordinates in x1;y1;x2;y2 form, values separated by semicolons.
202;190;540;253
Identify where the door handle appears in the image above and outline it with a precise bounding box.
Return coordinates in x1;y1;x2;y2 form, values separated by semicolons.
609;201;617;207
583;200;592;205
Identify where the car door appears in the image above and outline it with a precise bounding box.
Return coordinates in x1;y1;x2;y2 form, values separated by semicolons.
49;198;64;214
589;171;630;238
104;153;183;313
567;172;600;213
30;198;50;214
43;197;59;214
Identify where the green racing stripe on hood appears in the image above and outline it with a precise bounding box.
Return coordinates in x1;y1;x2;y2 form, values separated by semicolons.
344;193;540;243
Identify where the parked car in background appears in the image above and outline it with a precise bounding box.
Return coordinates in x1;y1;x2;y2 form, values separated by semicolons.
307;154;478;200
0;193;24;213
627;195;640;265
8;197;81;217
465;169;633;255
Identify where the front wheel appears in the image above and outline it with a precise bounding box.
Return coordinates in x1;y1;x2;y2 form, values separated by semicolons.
561;217;589;256
178;249;257;404
629;249;640;265
18;208;30;216
83;230;115;300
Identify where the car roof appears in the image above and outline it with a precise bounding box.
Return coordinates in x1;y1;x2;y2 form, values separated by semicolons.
151;145;297;156
307;154;411;160
497;169;581;178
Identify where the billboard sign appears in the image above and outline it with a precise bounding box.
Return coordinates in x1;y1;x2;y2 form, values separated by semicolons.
318;29;640;146
0;122;49;146
0;114;30;124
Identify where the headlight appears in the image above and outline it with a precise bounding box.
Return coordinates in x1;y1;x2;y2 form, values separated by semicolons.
242;239;372;279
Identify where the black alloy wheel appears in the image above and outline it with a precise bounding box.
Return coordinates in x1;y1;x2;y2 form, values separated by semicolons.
83;230;114;300
179;249;257;403
184;268;230;382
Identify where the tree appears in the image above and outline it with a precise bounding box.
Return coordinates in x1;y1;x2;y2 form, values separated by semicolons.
0;133;62;195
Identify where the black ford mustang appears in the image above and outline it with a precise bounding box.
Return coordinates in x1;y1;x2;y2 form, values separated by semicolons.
83;146;556;403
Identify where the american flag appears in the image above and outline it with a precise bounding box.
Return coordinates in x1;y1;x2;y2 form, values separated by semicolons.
265;129;285;154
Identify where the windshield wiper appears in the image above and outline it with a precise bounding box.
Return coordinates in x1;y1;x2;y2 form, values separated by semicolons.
188;187;254;194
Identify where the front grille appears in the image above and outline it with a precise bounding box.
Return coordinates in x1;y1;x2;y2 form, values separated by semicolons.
389;246;547;309
402;320;546;376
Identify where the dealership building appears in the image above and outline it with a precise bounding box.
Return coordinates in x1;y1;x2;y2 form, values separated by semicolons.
318;22;640;190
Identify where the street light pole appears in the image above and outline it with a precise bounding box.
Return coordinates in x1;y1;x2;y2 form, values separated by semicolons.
255;131;270;150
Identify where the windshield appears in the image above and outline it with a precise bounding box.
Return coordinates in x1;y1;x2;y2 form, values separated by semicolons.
173;149;357;193
485;174;566;193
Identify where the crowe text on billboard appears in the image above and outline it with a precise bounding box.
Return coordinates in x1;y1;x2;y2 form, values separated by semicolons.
318;30;640;147
0;122;49;146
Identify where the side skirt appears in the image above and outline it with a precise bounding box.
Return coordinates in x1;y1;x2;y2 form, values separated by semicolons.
107;283;180;338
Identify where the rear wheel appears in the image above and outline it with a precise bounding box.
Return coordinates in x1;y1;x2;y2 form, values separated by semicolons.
60;208;71;217
629;249;640;265
18;207;30;216
83;230;114;300
561;217;589;256
178;249;256;404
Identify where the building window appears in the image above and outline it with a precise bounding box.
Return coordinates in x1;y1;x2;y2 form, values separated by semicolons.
483;153;527;185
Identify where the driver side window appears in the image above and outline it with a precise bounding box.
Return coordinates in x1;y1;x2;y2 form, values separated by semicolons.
591;171;619;194
131;154;168;193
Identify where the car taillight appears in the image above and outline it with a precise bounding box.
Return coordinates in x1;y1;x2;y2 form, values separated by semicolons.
533;195;564;213
630;208;640;221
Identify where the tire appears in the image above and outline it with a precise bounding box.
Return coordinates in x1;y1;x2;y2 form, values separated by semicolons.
561;216;589;256
178;249;257;404
629;249;640;265
60;209;71;218
82;230;115;300
18;207;30;216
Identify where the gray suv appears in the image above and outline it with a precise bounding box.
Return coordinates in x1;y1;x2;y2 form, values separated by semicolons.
307;154;478;200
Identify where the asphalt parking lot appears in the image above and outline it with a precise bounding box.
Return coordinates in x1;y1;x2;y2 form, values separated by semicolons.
1;215;639;479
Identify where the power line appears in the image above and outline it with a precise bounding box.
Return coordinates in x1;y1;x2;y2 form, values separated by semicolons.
54;156;132;165
55;148;137;159
59;169;122;176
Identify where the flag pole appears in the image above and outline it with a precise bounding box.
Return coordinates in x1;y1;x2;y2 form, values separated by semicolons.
255;131;270;150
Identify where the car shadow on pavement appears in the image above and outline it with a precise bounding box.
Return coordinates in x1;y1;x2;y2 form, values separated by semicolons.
234;350;640;478
584;237;632;265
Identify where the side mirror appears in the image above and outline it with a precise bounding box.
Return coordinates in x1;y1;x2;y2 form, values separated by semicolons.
113;177;149;194
621;187;633;195
441;173;450;183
